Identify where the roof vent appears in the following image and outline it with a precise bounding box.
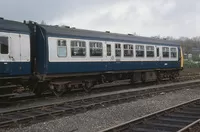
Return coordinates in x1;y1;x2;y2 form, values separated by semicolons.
23;20;30;24
106;31;110;33
128;34;133;35
71;27;76;29
60;25;70;28
0;17;4;20
28;21;34;24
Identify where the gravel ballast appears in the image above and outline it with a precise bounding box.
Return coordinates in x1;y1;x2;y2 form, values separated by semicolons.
4;87;200;132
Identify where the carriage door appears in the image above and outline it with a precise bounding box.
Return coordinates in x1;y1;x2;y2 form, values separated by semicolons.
156;46;161;68
0;36;10;75
106;43;113;71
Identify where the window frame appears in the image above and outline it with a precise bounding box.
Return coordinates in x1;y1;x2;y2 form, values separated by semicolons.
71;40;86;57
146;45;155;58
124;44;133;57
106;44;111;56
136;45;145;57
115;43;121;57
89;41;103;57
162;47;169;58
156;47;160;57
170;47;177;58
0;36;9;55
57;39;67;57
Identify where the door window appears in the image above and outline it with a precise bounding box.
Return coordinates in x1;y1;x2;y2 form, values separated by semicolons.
0;36;8;54
57;39;67;57
156;47;159;57
107;44;111;56
115;44;121;57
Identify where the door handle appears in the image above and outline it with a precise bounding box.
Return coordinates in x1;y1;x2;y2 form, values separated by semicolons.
9;55;14;61
8;55;13;58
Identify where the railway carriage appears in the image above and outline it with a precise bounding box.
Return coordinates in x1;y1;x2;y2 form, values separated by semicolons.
0;18;184;96
0;19;31;94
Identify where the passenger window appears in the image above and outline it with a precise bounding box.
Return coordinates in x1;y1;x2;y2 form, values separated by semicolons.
89;42;103;56
107;44;111;56
0;36;8;54
146;46;154;57
124;44;133;57
71;40;86;56
115;44;121;57
171;48;177;58
57;39;67;57
136;45;144;57
162;47;169;58
157;47;159;57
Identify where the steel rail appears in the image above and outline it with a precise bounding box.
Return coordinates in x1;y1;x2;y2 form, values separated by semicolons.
0;81;200;129
100;98;200;132
177;119;200;132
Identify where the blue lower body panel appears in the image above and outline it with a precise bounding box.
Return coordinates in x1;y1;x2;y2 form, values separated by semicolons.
0;62;31;77
47;61;180;74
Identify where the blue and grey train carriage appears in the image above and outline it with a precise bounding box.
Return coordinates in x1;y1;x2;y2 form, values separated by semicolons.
0;18;31;94
0;18;184;96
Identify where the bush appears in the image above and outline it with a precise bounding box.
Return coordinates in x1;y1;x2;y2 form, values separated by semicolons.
184;60;200;68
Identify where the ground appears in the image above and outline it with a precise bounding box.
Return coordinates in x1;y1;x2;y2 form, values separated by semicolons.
2;68;200;132
4;84;200;132
180;68;200;75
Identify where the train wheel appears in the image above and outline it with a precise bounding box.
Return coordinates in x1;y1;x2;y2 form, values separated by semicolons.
52;84;66;97
83;81;93;93
65;84;72;93
32;82;45;97
130;74;135;84
141;72;146;83
156;71;161;84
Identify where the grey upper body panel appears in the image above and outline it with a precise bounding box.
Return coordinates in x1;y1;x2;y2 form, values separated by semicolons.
0;19;30;33
41;25;180;46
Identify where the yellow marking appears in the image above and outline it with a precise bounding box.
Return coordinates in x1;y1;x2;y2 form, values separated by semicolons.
180;46;184;68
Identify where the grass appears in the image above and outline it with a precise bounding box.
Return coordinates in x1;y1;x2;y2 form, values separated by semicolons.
184;60;200;68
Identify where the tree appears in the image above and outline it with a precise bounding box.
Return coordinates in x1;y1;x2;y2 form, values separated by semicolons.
41;20;46;25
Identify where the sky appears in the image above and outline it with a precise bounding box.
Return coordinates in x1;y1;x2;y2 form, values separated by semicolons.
0;0;199;38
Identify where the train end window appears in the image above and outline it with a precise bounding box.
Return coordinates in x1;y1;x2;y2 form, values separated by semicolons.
0;36;8;54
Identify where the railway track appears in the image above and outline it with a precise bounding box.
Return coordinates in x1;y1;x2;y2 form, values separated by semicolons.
0;82;151;107
101;98;200;132
0;80;200;130
1;74;200;107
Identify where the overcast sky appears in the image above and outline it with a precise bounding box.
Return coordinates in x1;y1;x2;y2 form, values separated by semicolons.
0;0;199;38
